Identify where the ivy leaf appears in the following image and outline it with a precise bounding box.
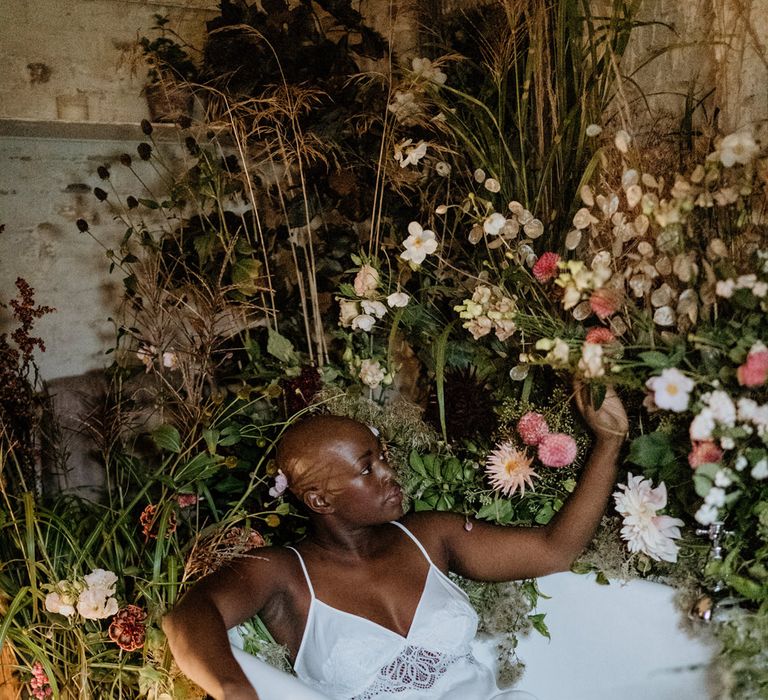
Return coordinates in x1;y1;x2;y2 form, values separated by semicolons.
267;329;298;366
529;613;551;639
628;432;675;469
152;424;181;453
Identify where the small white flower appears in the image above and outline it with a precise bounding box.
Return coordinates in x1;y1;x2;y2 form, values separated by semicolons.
361;300;387;319
84;569;118;594
400;222;438;266
720;436;735;450
483;212;508;236
718;130;759;167
351;314;376;332
586;124;603;137
484;177;501;193
751;458;768;480
715;279;735;298
359;358;386;389
714;470;732;488
707;390;736;426
578;342;605;378
737;398;758;422
435;161;451;177
77;588;118;620
44;591;76;618
386;291;410;308
735;454;748;472
690;409;715;441
161;351;178;369
394;139;428;168
387;91;420;122
704;487;726;508
411;57;447;85
695;502;719;526
646;368;695;413
753;281;768;298
136;344;156;372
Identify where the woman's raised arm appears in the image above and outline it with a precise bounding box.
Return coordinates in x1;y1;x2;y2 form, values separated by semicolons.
162;548;288;700
416;384;628;582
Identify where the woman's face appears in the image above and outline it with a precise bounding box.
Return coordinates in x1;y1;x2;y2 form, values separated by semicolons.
317;423;403;524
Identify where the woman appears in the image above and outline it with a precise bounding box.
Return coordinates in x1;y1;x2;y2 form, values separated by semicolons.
163;385;628;700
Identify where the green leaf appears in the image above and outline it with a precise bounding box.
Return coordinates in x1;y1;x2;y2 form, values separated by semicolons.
138;198;159;209
639;351;674;369
409;450;427;476
535;503;555;524
202;428;220;454
152;424;181;453
267;329;298;365
725;574;766;601
529;613;551;639
232;258;264;294
476;498;513;524
627;432;675;468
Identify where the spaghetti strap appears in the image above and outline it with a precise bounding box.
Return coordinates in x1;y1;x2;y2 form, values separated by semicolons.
390;520;435;566
287;546;316;599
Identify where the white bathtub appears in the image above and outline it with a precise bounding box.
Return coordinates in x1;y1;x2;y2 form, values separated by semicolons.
231;572;716;700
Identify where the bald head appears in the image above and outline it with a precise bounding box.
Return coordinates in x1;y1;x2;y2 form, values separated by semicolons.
275;415;378;501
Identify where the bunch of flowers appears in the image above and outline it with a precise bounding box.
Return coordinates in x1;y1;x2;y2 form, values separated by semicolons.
28;661;52;699
44;569;119;621
454;285;517;342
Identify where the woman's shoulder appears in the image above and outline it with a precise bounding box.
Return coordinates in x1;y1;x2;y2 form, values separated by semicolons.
398;511;467;565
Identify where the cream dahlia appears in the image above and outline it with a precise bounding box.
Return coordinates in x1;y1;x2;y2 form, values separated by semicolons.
486;441;538;497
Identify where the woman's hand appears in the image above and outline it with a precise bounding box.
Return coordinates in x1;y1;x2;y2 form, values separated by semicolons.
573;381;629;444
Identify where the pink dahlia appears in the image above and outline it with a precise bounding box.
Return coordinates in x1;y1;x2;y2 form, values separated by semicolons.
688;441;724;469
486;441;539;497
538;433;578;467
585;327;616;345
737;345;768;387
517;412;549;446
589;288;621;320
532;252;561;283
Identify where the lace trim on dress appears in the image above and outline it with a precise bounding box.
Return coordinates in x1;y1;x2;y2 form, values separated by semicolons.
350;645;473;699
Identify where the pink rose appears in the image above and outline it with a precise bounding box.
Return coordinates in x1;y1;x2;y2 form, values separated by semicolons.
688;441;724;469
737;346;768;387
353;264;380;298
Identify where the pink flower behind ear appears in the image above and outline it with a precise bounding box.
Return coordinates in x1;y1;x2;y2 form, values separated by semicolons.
538;433;578;467
532;252;561;283
517;412;549;446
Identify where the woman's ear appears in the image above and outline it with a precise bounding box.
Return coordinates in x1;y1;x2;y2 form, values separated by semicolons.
304;488;334;514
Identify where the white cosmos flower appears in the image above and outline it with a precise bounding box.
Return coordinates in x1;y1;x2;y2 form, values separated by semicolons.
718;131;759;167
84;569;118;594
77;588;118;620
613;474;684;562
483;212;508;236
387;291;410;308
351;314;376;332
400;222;438;265
645;368;694;412
361;300;387;319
